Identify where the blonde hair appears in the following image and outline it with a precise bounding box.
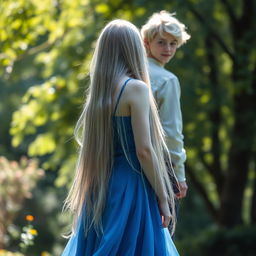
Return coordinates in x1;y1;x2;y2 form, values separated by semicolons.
141;10;191;47
64;19;176;235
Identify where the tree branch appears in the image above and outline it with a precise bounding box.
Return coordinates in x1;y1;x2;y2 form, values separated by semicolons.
0;53;8;60
0;41;53;66
186;3;235;61
15;40;53;63
220;0;237;24
198;152;216;177
199;152;223;195
241;0;254;25
205;35;224;194
251;166;256;223
186;164;219;221
253;61;256;93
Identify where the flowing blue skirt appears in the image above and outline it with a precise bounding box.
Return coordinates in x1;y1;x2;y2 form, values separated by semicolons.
61;151;179;255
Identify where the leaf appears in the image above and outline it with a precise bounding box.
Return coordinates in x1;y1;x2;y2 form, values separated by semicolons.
28;133;56;156
95;4;110;14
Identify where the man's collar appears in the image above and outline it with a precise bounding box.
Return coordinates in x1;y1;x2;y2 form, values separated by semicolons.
148;57;163;67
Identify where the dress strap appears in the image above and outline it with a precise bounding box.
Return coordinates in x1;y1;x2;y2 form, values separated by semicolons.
113;78;133;115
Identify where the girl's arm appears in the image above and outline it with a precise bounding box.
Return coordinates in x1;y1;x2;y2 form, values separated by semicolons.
126;80;171;227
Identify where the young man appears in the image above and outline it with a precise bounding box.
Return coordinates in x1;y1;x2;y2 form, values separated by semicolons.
141;11;190;199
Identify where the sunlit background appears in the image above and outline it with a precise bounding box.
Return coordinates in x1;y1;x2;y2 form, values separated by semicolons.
1;0;255;255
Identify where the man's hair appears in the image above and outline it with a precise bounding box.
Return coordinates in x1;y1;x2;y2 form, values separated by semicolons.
141;10;191;47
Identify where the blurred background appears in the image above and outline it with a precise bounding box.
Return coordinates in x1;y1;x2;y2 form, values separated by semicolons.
0;0;255;255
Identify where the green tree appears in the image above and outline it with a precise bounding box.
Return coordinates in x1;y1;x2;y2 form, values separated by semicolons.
3;0;256;231
176;0;256;227
140;0;256;228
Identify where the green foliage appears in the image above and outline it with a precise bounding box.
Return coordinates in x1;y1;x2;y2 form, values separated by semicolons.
177;225;256;256
4;0;147;188
1;0;256;254
2;0;94;185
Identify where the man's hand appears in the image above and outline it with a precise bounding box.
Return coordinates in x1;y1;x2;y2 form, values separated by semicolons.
175;181;188;199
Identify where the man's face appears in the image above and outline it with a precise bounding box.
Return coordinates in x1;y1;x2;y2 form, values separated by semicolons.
146;32;178;66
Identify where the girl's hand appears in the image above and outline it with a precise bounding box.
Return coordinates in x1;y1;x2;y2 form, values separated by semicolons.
158;199;172;228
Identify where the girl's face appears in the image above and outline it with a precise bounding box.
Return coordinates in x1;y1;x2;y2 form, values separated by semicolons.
146;32;178;66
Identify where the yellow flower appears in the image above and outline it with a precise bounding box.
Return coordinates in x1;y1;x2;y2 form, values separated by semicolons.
41;252;50;256
26;215;34;221
0;249;6;256
29;229;38;235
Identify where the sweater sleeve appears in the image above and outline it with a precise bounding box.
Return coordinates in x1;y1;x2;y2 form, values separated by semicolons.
157;76;186;181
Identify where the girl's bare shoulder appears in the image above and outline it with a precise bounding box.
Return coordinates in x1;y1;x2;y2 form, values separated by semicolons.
126;79;149;96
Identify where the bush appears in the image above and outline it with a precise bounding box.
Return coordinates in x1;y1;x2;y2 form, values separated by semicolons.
0;156;44;248
0;250;24;256
177;225;256;256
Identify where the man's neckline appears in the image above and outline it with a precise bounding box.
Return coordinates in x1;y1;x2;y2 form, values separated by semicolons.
148;57;164;67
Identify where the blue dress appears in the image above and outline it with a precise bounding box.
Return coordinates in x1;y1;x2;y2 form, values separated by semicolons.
61;78;179;256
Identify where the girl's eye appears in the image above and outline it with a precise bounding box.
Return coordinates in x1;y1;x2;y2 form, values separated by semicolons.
170;42;177;46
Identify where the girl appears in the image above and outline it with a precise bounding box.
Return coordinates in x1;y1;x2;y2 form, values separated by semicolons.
61;19;179;256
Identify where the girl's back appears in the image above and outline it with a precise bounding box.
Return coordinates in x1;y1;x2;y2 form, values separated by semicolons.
61;19;179;256
61;77;179;255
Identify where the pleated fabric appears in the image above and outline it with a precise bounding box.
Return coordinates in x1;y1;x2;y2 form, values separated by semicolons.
61;79;179;255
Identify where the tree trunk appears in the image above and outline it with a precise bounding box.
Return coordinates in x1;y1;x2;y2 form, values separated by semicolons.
180;0;256;227
218;74;255;226
251;168;256;223
205;36;223;195
215;0;256;227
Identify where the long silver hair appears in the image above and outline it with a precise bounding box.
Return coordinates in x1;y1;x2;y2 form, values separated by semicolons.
64;19;177;235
